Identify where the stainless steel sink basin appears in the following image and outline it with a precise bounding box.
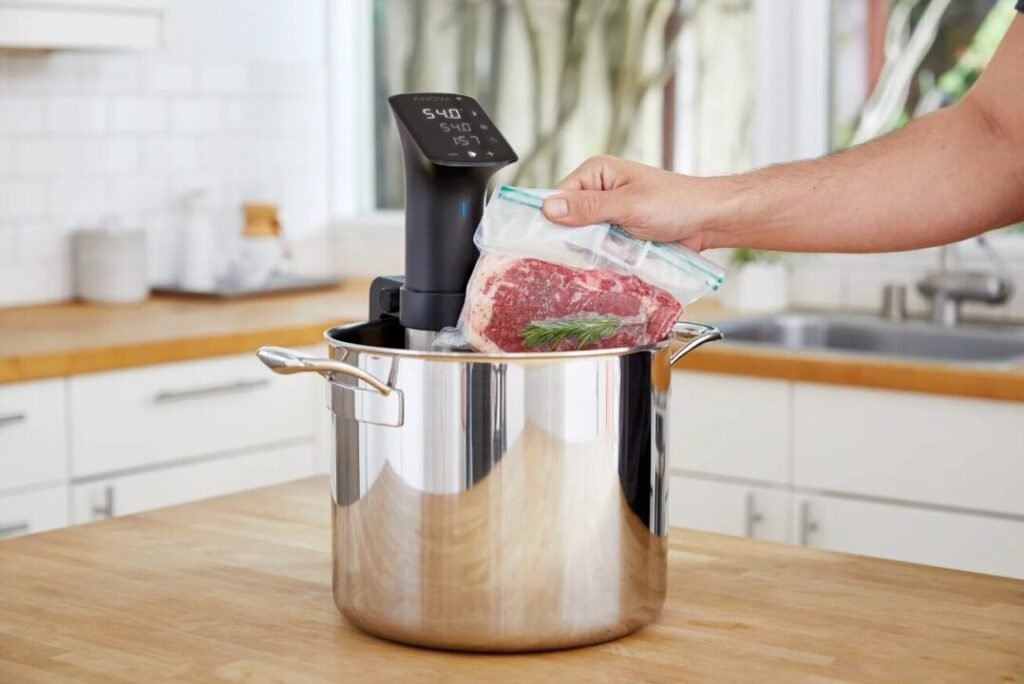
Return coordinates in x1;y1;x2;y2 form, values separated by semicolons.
716;312;1024;364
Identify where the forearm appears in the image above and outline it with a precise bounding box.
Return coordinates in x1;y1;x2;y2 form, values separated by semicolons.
701;99;1024;253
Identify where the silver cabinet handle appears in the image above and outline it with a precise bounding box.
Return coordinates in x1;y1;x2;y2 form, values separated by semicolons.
0;413;27;428
798;499;820;546
744;492;765;538
0;521;29;538
153;378;269;404
92;485;115;519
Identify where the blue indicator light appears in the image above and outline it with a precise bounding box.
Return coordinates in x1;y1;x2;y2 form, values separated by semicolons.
460;200;468;219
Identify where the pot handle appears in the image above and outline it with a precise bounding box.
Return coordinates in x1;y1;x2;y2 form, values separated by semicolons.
670;321;723;365
256;346;392;396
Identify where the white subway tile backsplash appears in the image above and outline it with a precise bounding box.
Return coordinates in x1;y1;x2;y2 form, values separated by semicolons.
78;55;141;94
111;97;168;133
15;140;70;175
0;224;15;263
15;219;71;261
283;97;326;134
50;179;108;220
0;49;329;307
47;97;107;133
199;64;249;94
0;140;11;175
249;63;325;96
172;99;222;133
104;139;139;173
144;61;195;94
788;263;844;309
843;267;932;315
1;181;45;219
0;98;45;134
141;139;198;172
110;176;168;214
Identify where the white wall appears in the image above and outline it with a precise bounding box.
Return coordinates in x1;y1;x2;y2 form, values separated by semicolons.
0;0;330;307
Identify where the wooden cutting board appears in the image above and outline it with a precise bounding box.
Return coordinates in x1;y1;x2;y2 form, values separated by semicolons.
0;477;1022;683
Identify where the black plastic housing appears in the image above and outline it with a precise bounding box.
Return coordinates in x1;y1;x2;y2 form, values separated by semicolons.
388;93;517;331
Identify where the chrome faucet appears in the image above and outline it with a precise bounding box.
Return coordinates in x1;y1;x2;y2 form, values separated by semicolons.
916;241;1013;327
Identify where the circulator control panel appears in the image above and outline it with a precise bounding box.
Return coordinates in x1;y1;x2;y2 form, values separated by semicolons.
388;93;517;165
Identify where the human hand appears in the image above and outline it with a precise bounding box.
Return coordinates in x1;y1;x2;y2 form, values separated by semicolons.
540;155;719;251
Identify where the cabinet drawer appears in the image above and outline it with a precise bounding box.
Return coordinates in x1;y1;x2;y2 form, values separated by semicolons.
794;494;1024;579
70;353;316;478
670;372;790;484
669;475;790;543
0;486;69;540
71;443;314;524
793;383;1024;516
0;379;68;492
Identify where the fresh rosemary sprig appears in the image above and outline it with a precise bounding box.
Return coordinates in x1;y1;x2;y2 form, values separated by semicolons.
520;316;623;350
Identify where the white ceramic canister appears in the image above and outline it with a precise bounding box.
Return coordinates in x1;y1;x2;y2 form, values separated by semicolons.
72;227;149;305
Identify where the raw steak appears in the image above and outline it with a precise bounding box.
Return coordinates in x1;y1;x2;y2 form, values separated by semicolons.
463;255;683;353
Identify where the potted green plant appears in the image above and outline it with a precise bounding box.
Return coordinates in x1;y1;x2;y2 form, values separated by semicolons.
724;249;787;312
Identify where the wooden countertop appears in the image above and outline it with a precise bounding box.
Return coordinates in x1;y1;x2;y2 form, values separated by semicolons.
2;282;1024;401
1;477;1021;683
0;283;369;383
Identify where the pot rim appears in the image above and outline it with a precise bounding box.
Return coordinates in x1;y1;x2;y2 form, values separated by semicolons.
323;323;670;363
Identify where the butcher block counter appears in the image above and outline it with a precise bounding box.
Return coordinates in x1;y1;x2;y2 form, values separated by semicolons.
1;477;1021;683
2;281;1024;401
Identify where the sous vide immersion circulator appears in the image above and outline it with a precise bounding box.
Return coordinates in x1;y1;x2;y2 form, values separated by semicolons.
372;93;517;349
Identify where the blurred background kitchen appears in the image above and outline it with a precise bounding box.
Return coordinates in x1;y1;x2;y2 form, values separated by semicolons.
2;0;1023;578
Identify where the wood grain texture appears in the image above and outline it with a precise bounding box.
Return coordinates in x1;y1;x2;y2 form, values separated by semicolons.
2;283;1024;402
680;343;1024;403
0;283;369;384
0;477;1021;683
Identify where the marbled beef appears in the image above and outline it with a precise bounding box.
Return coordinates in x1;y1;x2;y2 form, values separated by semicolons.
463;255;682;353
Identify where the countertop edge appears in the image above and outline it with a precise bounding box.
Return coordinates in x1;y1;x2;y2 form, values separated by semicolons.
679;345;1024;403
3;285;1024;402
0;320;346;383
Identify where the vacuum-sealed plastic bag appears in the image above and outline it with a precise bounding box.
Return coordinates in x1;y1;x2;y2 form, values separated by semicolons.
437;185;724;353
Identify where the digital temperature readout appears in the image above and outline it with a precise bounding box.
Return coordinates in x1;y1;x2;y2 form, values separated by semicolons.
421;108;461;120
420;108;482;147
389;93;517;164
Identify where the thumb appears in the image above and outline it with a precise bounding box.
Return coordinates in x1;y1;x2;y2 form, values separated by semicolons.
541;190;630;227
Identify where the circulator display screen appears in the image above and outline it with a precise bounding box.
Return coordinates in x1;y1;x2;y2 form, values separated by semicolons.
388;93;517;165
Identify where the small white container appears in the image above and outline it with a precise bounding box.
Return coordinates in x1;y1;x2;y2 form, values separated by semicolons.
72;226;149;305
724;262;788;312
179;190;222;291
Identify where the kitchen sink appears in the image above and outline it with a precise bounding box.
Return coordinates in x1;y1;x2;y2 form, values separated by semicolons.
716;312;1024;364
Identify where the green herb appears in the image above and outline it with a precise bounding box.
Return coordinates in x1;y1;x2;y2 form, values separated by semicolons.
520;316;622;350
730;248;782;267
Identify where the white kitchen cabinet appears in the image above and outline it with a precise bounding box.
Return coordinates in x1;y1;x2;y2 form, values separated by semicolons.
0;0;163;51
669;474;790;543
793;493;1024;579
70;443;313;524
0;486;68;540
70;353;317;478
670;372;790;484
0;378;67;493
793;383;1024;517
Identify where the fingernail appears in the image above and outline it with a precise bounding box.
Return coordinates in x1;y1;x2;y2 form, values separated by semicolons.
543;197;569;218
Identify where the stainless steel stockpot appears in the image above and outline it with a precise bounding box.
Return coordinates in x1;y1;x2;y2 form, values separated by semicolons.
258;319;721;652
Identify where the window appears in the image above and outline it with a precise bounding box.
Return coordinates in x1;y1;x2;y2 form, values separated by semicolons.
831;0;1015;150
370;0;684;209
